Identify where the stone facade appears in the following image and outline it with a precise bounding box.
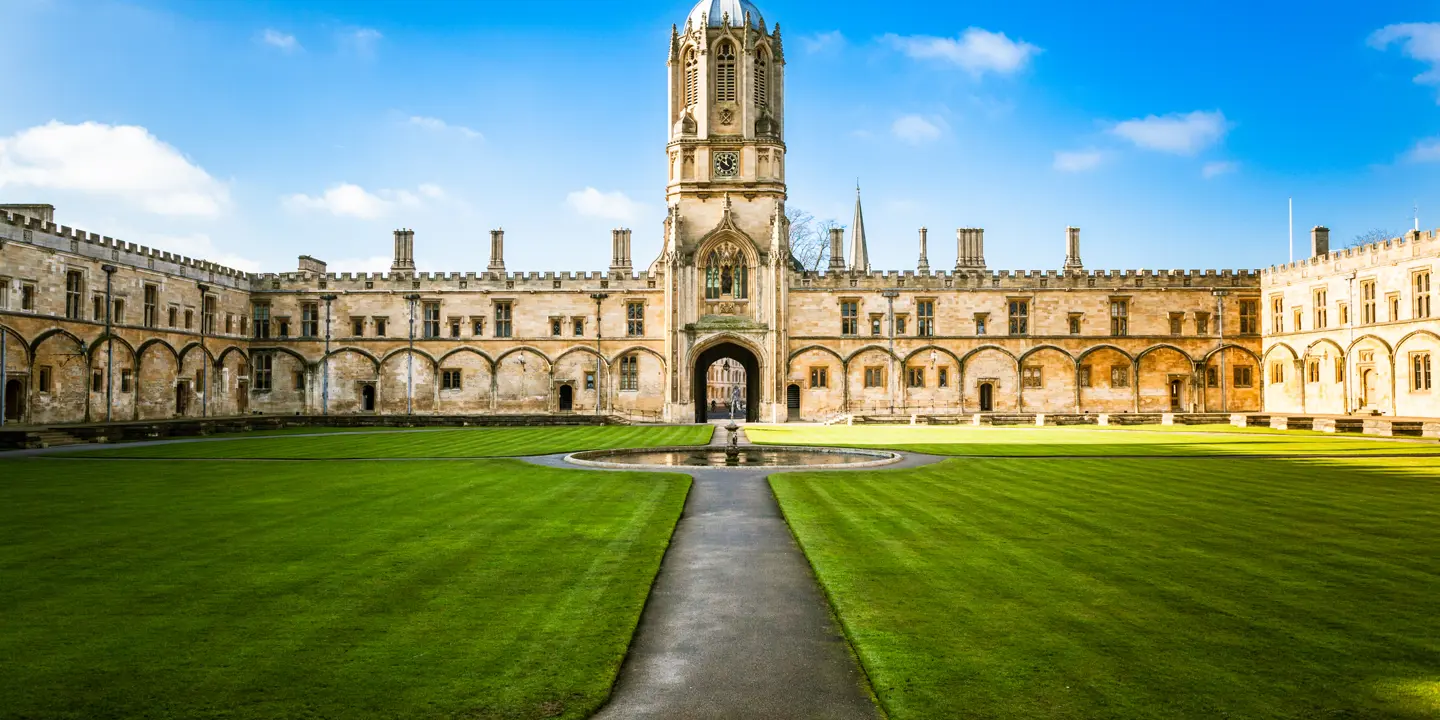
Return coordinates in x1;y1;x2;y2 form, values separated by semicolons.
4;0;1425;426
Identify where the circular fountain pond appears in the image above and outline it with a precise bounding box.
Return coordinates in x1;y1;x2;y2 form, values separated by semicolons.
566;445;900;469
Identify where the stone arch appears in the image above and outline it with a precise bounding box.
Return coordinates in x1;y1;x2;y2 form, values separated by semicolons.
1137;344;1196;412
843;344;900;367
691;337;761;422
377;347;438;414
324;346;380;371
29;328;86;358
494;345;553;369
1017;345;1077;413
1347;334;1395;415
961;346;1019;413
1200;343;1260;366
1198;344;1263;413
1344;334;1393;356
1304;337;1346;358
788;346;845;419
1394;329;1440;417
787;344;844;367
1394;328;1440;354
0;324;31;367
1135;343;1195;365
215;345;248;367
494;346;553;413
434;347;492;414
213;345;250;416
86;333;136;363
1076;343;1134;365
86;334;137;421
380;346;438;369
959;344;1019;368
136;338;181;420
902;344;963;368
608;345;667;366
1077;345;1135;413
1262;342;1299;362
28;329;87;424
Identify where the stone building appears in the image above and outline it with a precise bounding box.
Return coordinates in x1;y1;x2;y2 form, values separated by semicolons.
707;358;745;410
4;0;1427;427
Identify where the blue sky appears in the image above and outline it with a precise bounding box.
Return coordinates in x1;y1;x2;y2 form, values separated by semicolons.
1;0;1438;275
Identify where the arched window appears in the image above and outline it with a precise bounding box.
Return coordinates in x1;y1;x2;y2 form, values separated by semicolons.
754;48;768;108
684;49;699;107
716;42;736;103
704;246;748;301
706;252;721;299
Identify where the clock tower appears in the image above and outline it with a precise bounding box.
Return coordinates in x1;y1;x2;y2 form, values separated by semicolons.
660;0;791;423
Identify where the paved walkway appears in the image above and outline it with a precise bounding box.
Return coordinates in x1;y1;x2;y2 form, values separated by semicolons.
526;449;941;719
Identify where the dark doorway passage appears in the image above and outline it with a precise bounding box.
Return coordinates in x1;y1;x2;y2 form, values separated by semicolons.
238;380;249;414
979;382;994;412
360;383;376;412
559;384;574;412
786;384;800;421
176;380;190;416
693;341;760;423
4;378;23;422
1169;378;1183;412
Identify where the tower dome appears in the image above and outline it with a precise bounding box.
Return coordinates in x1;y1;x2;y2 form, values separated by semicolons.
686;0;764;29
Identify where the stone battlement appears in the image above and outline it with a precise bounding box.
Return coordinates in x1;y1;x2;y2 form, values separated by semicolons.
250;267;663;291
796;266;1260;290
1263;227;1439;283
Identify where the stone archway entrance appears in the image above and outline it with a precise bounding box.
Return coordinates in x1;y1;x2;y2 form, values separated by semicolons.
558;384;574;412
693;341;760;423
4;378;24;423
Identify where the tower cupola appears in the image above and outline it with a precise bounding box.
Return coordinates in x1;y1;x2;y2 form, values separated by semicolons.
687;0;765;29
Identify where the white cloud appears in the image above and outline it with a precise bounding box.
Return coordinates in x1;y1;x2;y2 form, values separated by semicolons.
143;233;260;273
260;29;299;52
1403;137;1440;163
345;27;382;54
565;187;644;223
0;121;229;216
1110;110;1231;155
283;182;441;219
1201;160;1239;178
891;114;945;145
328;256;393;273
1054;149;1104;173
801;30;845;53
408;115;482;139
883;28;1040;76
1369;23;1440;96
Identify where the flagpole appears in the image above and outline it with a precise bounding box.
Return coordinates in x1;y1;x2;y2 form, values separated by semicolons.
1288;197;1293;263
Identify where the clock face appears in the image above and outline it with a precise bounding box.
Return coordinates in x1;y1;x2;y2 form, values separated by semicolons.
714;152;739;178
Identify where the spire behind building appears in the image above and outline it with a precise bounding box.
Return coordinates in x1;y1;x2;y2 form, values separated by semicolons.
849;183;869;272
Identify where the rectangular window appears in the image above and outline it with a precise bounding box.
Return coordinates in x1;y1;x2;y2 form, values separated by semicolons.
1239;299;1259;335
584;372;596;391
253;303;271;339
1234;365;1254;388
917;300;935;337
1308;360;1320;383
185;309;195;331
1415;271;1432;319
1292;308;1302;333
494;303;512;338
573;318;585;336
352;318;365;336
449;318;461;338
907;366;925;388
1388;293;1401;322
0;277;9;310
1195;311;1210;335
841;301;858;335
1338;303;1349;326
376;318;388;337
423;302;441;339
93;295;104;321
619;355;639;391
1361;280;1376;324
1110;299;1129;336
1068;314;1082;335
1206;366;1219;388
472;318;484;336
202;296;216;334
38;366;52;393
627;302;644;336
168;306;177;327
870;315;883;336
92;370;103;393
1270;361;1286;384
1022;366;1042;388
809;366;829;388
294;371;306;391
21;283;35;311
895;315;907;335
1079;365;1092;388
65;270;83;319
120;369;132;393
864;365;886;389
442;369;463;390
240;315;248;336
144;285;158;327
1271;296;1284;333
1008;300;1029;335
1414;352;1433;391
1335;357;1345;384
113;299;125;325
254;354;273;392
938;367;949;388
276;318;288;338
1169;312;1183;336
1110;365;1129;388
551;318;563;337
974;314;987;335
301;303;319;338
1313;288;1328;329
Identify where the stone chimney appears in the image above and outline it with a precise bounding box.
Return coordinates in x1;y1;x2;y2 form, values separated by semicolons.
610;228;632;272
488;229;506;272
917;227;930;273
0;204;55;224
955;228;986;270
1064;226;1083;271
828;227;846;270
297;255;327;274
391;229;415;273
1311;226;1330;258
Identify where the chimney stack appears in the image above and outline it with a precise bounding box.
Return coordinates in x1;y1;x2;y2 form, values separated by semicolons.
611;228;633;272
1064;226;1083;271
391;229;415;273
1310;226;1330;258
298;255;327;275
917;227;930;273
489;229;506;272
955;228;986;270
828;227;846;270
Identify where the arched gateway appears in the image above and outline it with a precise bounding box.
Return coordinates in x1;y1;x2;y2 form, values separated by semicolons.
693;341;760;423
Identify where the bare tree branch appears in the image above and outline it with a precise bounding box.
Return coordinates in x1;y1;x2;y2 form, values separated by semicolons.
786;207;842;272
1347;228;1394;249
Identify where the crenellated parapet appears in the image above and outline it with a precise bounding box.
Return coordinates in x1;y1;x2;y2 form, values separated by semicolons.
792;266;1261;292
1262;227;1439;286
250;267;666;294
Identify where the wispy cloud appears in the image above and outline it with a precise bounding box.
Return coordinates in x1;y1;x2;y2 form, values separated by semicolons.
142;233;260;273
1369;23;1440;99
1054;149;1104;173
565;187;644;223
283;182;443;219
343;27;383;55
883;28;1040;77
408;115;482;140
328;256;393;273
892;114;946;145
1201;160;1239;178
1110;110;1231;155
260;29;299;52
1403;137;1440;163
801;30;845;54
0;121;229;216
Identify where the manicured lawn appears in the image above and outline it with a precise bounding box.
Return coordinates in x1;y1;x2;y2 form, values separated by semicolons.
771;452;1440;719
0;456;690;719
747;424;1440;456
78;424;713;459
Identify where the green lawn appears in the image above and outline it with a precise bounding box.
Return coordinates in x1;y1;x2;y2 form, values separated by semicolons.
747;424;1440;457
78;424;713;459
0;453;690;719
771;435;1440;719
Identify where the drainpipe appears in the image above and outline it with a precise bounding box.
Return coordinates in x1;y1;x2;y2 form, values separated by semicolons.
591;292;609;414
1;328;7;427
320;294;337;416
882;289;899;413
102;264;117;423
404;293;420;416
1213;289;1228;413
197;284;209;418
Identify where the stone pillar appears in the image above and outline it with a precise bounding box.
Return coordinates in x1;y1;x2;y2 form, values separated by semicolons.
488;229;506;273
916;227;930;273
1064;226;1083;270
828;227;846;270
391;229;415;273
611;228;632;272
1311;226;1330;258
955;228;986;270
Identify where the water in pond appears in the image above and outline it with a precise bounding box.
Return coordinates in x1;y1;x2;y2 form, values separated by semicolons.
568;446;898;468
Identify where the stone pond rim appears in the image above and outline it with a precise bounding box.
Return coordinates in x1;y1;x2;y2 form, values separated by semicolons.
564;445;902;469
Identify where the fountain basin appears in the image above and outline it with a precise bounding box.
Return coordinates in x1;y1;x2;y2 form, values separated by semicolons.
565;445;900;469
